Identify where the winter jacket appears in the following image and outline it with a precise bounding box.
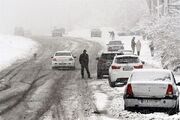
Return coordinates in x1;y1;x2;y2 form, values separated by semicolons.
131;40;136;49
136;40;141;52
79;53;89;66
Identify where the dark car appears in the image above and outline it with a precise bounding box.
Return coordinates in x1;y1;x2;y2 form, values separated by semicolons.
107;40;124;51
96;51;123;79
91;29;102;37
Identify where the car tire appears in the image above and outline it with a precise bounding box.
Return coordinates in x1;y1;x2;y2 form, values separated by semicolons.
97;71;103;79
108;77;116;87
124;105;130;111
169;100;179;115
52;66;56;70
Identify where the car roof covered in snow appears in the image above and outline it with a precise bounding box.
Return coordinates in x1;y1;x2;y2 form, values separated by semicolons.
101;51;123;54
115;54;138;58
55;51;71;53
132;69;172;74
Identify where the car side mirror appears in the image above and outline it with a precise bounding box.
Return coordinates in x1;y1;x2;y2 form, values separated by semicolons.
51;56;53;58
141;61;145;64
73;56;76;58
96;57;99;60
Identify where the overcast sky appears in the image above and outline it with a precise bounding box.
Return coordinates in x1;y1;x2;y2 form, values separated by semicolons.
0;0;149;35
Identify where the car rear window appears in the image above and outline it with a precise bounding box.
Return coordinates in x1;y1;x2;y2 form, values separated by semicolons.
115;57;139;64
55;52;71;56
109;41;122;45
101;53;123;60
131;71;171;82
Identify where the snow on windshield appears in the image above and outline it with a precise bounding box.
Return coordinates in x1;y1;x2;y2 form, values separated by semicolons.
115;57;139;64
55;52;71;56
131;71;171;82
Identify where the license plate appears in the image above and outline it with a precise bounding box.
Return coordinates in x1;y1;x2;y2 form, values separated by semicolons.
123;66;133;71
139;99;158;105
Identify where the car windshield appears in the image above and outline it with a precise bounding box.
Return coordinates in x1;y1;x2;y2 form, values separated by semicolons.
101;53;123;60
108;41;122;45
131;71;171;82
115;56;139;64
55;52;71;56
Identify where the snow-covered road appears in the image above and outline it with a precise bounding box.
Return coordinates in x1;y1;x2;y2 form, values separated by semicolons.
0;28;180;120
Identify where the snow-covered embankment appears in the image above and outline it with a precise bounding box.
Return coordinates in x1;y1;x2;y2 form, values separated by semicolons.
0;35;38;71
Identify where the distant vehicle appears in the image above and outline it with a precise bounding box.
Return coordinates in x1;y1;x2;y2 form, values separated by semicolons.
91;29;102;37
124;69;179;114
107;40;124;51
52;28;65;37
51;51;76;69
108;55;144;87
96;51;123;79
121;50;133;55
14;27;24;36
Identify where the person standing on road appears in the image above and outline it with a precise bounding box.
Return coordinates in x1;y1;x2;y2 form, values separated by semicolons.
149;41;154;57
79;49;91;79
131;37;136;54
136;40;141;56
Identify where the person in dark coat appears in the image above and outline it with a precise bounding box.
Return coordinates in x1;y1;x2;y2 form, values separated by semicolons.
79;49;91;79
131;37;136;54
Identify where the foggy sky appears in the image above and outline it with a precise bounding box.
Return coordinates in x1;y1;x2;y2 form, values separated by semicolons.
0;0;149;35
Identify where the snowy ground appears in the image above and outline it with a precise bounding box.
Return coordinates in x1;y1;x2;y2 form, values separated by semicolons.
0;35;38;71
68;28;180;120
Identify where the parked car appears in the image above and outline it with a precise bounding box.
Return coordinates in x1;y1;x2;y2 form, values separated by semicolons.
96;51;123;79
51;51;76;69
107;40;124;51
121;50;133;55
52;28;65;37
124;69;180;114
108;55;144;87
91;29;102;37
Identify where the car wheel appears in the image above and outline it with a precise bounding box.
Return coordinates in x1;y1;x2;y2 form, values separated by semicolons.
97;71;103;79
108;77;116;87
52;67;56;70
124;105;130;111
169;101;179;115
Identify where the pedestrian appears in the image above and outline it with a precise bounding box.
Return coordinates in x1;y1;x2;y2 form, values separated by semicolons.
149;41;154;57
79;49;91;79
109;31;115;40
131;37;136;54
33;53;37;60
136;40;141;56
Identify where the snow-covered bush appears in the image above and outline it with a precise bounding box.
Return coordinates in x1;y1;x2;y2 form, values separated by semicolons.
133;12;180;69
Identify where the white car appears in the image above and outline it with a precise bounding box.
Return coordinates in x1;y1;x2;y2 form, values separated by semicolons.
122;50;133;55
51;51;76;69
108;55;143;87
124;69;179;114
107;40;124;51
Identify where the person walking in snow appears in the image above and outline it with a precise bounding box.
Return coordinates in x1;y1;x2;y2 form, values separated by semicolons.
136;40;141;56
149;41;154;57
79;49;91;79
109;31;115;40
131;37;136;54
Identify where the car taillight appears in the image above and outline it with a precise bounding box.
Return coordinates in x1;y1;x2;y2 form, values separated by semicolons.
126;84;133;97
166;84;173;97
52;58;57;61
69;58;73;61
134;64;143;69
111;65;121;69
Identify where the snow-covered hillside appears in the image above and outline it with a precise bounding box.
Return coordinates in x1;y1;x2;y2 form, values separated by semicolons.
0;35;38;71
